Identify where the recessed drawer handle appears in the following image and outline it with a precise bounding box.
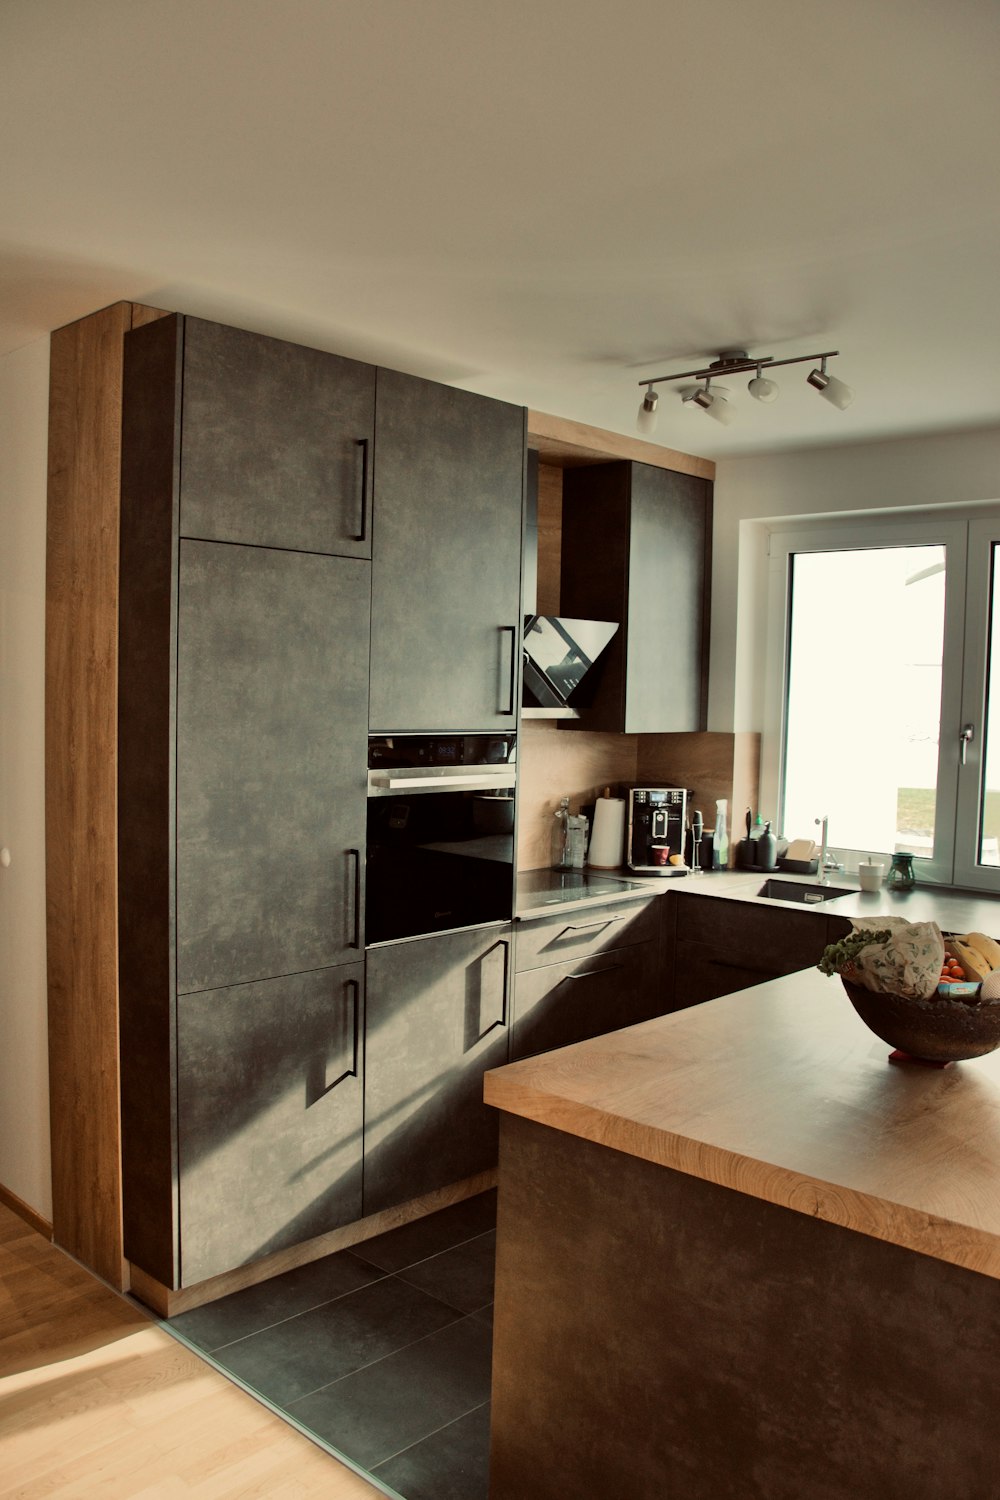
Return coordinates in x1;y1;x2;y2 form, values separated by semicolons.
559;915;628;936
561;962;624;984
709;958;775;977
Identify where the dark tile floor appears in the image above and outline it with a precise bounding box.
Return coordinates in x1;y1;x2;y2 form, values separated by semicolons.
166;1190;497;1500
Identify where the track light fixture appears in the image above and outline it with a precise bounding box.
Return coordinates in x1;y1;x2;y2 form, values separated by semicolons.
635;348;853;431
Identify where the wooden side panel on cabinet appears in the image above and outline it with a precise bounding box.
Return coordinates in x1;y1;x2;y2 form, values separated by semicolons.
560;461;712;734
364;925;512;1216
46;299;169;1290
176;964;364;1286
178;318;375;557
369;368;525;732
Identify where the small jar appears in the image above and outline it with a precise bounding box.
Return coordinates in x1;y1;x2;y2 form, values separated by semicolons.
886;852;916;891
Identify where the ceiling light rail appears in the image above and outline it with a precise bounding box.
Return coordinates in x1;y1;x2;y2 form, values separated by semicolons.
636;348;853;433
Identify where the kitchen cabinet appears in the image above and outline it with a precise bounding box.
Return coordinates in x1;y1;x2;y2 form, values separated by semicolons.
560;460;712;733
168;314;375;557
363;924;513;1216
175;965;364;1286
670;894;839;1008
118;317;371;1290
176;540;369;992
511;941;661;1063
514;895;660;972
369;367;525;732
512;894;665;1060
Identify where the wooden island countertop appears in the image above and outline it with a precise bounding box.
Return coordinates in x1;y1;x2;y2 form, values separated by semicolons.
485;964;1000;1280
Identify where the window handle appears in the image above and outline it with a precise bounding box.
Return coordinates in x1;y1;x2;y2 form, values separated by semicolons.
960;723;975;766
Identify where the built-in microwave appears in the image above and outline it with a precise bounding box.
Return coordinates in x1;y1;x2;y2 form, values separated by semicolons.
366;734;516;945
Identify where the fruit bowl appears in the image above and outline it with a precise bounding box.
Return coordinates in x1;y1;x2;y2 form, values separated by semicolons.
841;977;1000;1063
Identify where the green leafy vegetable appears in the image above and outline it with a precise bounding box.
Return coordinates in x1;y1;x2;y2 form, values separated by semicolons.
817;928;894;977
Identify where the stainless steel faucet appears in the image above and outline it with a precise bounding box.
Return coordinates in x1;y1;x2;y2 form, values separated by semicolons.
814;816;843;883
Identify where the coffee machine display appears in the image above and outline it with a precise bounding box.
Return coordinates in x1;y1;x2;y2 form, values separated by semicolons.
626;786;688;876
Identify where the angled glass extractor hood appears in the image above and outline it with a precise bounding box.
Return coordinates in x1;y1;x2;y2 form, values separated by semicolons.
522;615;619;718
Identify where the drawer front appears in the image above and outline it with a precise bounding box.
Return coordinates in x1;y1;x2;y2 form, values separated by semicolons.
511;941;663;1061
675;894;828;971
515;896;660;972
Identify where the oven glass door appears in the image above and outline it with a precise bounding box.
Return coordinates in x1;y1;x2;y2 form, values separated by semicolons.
366;784;515;944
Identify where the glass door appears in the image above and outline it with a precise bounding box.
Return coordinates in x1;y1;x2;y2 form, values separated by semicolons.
954;520;1000;891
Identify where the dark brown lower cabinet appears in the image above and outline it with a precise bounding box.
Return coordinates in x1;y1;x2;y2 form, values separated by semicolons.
363;925;512;1217
511;942;662;1062
671;894;841;1008
173;963;364;1287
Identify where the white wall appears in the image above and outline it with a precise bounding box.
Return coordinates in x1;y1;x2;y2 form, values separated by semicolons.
709;424;1000;734
0;338;51;1218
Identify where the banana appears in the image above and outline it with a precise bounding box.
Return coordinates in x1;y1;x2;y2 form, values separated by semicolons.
962;931;1000;971
949;937;991;984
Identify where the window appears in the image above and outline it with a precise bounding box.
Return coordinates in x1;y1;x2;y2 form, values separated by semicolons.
763;514;1000;892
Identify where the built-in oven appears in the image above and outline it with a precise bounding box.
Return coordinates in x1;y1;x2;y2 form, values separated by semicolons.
366;734;516;944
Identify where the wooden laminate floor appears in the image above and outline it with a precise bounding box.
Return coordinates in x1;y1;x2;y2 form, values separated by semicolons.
0;1203;386;1498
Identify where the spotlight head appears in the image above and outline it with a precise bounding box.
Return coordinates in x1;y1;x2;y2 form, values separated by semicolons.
748;372;778;403
636;385;659;434
682;382;734;423
706;394;734;425
807;366;853;410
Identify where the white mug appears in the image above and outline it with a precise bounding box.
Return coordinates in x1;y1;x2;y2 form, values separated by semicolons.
858;860;885;892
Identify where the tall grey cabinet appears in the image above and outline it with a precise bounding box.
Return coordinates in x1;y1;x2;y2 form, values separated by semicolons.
119;314;372;1288
369;367;525;732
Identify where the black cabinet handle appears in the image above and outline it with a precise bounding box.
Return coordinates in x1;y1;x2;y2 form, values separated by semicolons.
352;438;370;543
348;848;361;949
499;625;516;716
559;915;627;936
314;977;360;1098
560;962;624;985
709;958;776;977
481;938;510;1038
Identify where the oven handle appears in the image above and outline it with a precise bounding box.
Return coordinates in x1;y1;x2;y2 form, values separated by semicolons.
369;769;517;793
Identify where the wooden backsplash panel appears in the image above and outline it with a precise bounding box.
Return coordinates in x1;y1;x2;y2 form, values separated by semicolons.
536;461;563;616
517;721;638;870
635;731;761;837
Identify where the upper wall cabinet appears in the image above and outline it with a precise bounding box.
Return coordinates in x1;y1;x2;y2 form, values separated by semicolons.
369;368;525;732
560;460;712;734
164;315;375;556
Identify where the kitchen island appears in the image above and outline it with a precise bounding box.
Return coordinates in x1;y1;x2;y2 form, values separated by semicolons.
484;965;1000;1499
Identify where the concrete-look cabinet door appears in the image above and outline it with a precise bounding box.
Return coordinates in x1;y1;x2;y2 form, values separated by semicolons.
178;316;376;557
176;963;364;1286
363;924;512;1216
560;460;712;733
511;941;661;1063
176;541;370;994
369;367;525;732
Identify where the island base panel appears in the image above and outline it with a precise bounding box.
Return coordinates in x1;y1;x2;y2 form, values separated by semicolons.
490;1115;1000;1500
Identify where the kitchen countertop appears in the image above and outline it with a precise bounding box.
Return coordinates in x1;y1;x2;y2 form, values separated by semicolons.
515;867;667;918
484;963;1000;1280
517;862;1000;930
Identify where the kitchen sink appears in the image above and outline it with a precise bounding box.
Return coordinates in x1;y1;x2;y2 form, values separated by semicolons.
756;879;851;904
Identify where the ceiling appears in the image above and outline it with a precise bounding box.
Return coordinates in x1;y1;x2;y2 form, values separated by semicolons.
3;0;1000;457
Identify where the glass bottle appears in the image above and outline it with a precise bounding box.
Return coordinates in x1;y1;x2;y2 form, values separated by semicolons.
712;799;729;871
552;796;571;869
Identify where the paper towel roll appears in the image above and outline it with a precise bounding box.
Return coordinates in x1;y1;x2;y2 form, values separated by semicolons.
588;797;626;869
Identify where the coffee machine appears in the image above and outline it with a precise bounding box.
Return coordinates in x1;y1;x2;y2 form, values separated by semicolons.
626;786;688;875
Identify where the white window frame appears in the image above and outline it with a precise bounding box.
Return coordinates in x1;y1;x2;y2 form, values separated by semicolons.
761;515;971;886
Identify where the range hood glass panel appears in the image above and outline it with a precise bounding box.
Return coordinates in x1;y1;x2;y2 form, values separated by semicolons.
522;615;618;710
